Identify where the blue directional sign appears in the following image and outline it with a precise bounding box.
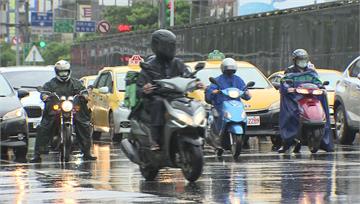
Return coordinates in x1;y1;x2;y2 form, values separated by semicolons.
31;12;53;27
75;21;96;33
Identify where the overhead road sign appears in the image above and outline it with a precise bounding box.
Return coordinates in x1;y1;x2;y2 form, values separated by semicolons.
25;46;44;63
97;20;111;33
54;19;75;33
31;12;53;27
75;21;96;33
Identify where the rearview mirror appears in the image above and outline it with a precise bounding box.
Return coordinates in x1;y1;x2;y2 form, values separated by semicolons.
322;81;330;86
209;77;219;86
99;86;109;94
194;62;205;71
246;81;255;88
140;61;151;70
17;89;29;99
272;82;280;89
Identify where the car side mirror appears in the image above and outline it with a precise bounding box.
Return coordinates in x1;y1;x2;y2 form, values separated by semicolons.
272;82;280;89
194;62;205;71
246;81;255;88
17;89;29;99
87;85;94;90
322;81;330;86
99;86;109;94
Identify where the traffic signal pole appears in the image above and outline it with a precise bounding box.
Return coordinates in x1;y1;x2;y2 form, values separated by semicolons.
15;0;20;66
170;0;174;26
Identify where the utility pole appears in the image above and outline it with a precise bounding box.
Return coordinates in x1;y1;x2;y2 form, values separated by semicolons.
15;0;20;66
170;0;174;26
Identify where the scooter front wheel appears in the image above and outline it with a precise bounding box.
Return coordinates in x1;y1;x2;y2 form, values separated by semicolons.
140;166;159;181
231;134;243;159
181;144;204;182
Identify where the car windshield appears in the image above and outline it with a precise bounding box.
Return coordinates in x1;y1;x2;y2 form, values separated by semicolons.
116;73;126;91
196;67;271;89
318;73;342;91
0;74;13;96
2;70;55;89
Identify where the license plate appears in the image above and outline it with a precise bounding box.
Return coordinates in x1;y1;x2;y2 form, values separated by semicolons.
33;122;40;128
247;116;260;126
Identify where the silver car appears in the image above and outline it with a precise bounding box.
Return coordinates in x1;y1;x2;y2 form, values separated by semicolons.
334;56;360;144
0;66;55;135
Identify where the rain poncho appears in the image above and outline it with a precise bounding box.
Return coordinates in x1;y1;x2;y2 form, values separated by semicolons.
279;70;334;152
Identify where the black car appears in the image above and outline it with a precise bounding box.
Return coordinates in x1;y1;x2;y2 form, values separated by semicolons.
0;73;29;162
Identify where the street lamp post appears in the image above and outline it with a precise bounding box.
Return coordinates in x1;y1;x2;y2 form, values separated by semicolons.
15;0;20;66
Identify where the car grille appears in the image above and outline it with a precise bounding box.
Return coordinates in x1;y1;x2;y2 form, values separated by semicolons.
120;121;131;128
24;106;42;118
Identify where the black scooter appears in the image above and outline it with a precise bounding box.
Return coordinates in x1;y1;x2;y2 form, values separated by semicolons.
121;62;206;182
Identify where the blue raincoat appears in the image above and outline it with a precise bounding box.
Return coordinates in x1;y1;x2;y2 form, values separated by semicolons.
205;74;250;133
279;70;334;152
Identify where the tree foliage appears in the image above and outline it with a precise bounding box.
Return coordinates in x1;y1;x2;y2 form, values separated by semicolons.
42;42;71;65
101;0;191;33
0;43;16;67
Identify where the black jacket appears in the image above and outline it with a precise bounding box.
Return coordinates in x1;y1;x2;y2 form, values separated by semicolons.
136;57;190;98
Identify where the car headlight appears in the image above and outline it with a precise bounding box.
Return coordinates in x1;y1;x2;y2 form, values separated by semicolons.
61;100;73;112
228;90;240;99
3;108;25;120
224;111;232;119
269;101;280;111
194;108;206;125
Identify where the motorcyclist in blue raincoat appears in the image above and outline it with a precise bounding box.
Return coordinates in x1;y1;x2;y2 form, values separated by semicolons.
205;58;252;148
278;49;334;153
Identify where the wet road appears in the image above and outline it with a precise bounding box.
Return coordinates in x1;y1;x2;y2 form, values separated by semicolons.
1;136;360;204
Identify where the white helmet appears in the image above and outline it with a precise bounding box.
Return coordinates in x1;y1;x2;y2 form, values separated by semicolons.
221;58;237;75
54;60;71;82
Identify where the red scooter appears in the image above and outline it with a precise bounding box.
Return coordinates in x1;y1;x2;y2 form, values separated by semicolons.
289;81;329;153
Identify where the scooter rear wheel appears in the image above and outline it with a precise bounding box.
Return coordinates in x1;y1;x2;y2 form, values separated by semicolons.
231;134;243;159
307;128;322;154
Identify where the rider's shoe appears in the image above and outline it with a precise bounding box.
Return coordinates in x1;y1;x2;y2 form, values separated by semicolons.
278;144;290;153
293;142;302;153
30;156;42;163
83;155;97;161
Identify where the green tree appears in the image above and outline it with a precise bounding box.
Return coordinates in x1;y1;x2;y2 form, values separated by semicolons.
102;6;132;33
42;42;71;65
0;43;16;67
174;0;190;26
126;3;158;30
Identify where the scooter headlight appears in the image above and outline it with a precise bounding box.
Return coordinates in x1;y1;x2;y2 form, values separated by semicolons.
61;100;73;112
296;88;310;94
228;90;240;99
194;108;206;125
224;111;232;119
312;90;324;95
173;110;193;126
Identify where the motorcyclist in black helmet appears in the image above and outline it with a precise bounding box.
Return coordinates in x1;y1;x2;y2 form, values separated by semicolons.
135;29;194;151
30;60;97;163
285;49;315;74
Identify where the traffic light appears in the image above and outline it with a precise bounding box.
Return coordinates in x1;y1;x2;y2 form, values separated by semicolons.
165;0;173;25
39;41;46;48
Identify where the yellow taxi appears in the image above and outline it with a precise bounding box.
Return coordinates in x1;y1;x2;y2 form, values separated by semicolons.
268;69;343;126
187;50;280;140
79;75;97;88
89;55;142;141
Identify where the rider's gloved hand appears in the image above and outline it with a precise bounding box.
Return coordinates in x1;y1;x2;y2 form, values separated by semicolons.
143;83;156;94
287;88;296;93
212;89;220;94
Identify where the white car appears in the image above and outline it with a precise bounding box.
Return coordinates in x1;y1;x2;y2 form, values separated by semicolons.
0;66;55;135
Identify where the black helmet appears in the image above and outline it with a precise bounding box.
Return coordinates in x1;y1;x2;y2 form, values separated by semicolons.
292;49;309;69
151;29;176;61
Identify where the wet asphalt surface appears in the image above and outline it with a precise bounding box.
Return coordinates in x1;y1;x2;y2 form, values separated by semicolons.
1;135;360;204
